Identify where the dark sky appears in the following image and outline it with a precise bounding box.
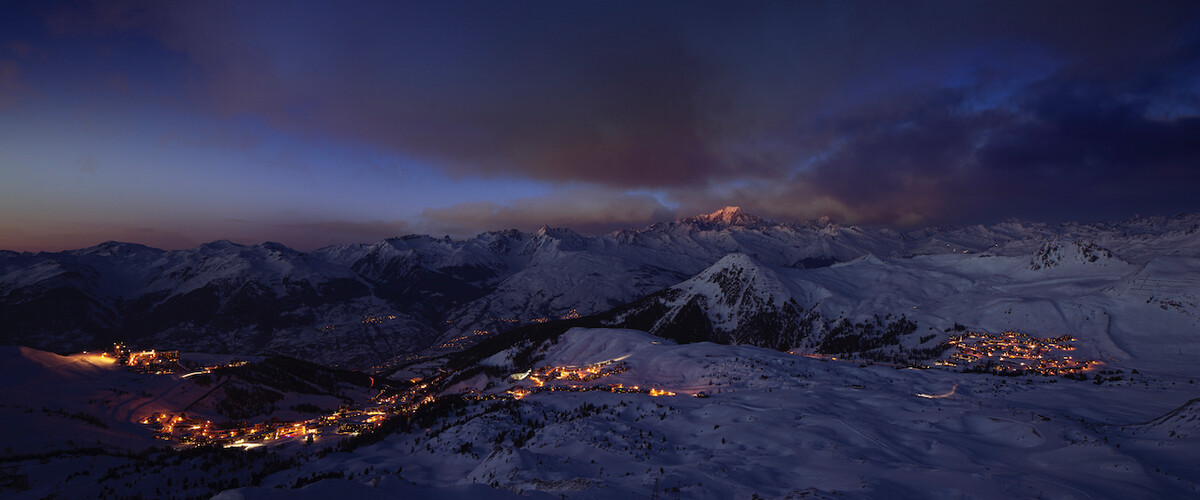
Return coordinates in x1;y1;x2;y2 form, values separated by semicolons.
2;1;1199;251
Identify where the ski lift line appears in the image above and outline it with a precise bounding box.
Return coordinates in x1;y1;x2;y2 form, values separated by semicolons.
181;376;229;413
1130;277;1192;293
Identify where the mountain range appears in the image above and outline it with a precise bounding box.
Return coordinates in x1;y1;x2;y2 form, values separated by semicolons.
4;207;1199;371
6;208;1200;499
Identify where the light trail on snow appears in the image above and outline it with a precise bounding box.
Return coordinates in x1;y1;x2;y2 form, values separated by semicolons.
915;383;958;399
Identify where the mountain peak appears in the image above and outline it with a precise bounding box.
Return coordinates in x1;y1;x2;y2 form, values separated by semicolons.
693;253;785;294
694;206;763;226
201;239;238;249
708;252;764;271
705;206;746;220
1029;239;1118;270
74;241;161;257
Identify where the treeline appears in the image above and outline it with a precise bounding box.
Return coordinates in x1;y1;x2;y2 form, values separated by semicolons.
214;384;283;419
817;314;917;355
214;355;375;396
39;407;110;429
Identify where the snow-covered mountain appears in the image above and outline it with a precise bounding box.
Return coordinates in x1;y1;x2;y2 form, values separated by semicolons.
11;322;1200;499
594;223;1199;367
602;253;816;350
0;241;429;368
1028;239;1121;270
6;203;1200;498
4;208;1200;370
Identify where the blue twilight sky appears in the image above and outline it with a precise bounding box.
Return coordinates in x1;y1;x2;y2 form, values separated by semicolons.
2;1;1199;251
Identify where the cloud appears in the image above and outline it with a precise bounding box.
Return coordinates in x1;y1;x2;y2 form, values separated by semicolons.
84;2;1182;183
791;37;1200;226
150;2;739;189
420;188;676;236
4;41;33;57
660;180;856;226
0;59;23;107
36;1;1200;229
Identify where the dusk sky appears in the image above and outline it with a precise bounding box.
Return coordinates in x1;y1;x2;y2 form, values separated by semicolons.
2;1;1199;252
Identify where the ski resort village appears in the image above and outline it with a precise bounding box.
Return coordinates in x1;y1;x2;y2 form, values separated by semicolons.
4;209;1200;498
5;0;1200;496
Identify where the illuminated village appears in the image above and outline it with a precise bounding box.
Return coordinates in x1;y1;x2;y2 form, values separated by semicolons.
93;323;1107;454
132;383;436;449
103;333;679;451
104;343;184;374
138;405;394;449
133;359;679;449
435;309;584;351
937;331;1101;376
6;2;1200;497
505;358;677;399
85;342;382;448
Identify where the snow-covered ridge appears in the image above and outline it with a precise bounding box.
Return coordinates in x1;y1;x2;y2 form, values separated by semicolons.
4;210;1200;369
1125;398;1200;440
599;253;815;350
689;206;766;227
1029;239;1120;270
289;326;1200;499
684;253;793;312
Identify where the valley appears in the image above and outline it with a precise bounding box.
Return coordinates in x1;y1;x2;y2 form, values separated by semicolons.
3;209;1200;499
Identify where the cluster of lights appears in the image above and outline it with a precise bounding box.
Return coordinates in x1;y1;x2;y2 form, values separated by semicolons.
127;349;455;450
360;314;398;325
105;343;183;374
434;311;584;352
140;384;441;449
505;360;676;400
436;329;495;350
940;331;1101;376
506;382;676;399
127;334;678;453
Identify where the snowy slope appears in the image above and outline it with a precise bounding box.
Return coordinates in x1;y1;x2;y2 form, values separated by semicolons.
603;253;814;350
211;328;1200;499
0;241;437;370
589;232;1200;374
7;210;1200;499
0;347;196;455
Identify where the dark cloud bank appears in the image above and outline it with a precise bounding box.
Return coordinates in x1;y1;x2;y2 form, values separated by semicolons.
45;1;1200;231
